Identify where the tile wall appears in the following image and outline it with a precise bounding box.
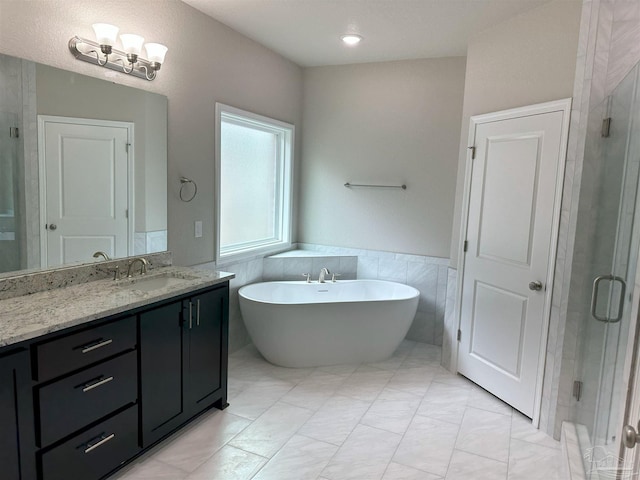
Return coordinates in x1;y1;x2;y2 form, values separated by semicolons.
134;230;169;256
442;267;458;371
200;243;450;354
298;243;449;346
198;255;264;354
263;251;357;282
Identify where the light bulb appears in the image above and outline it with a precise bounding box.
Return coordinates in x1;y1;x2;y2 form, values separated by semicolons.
120;34;145;56
145;43;168;64
341;34;363;46
92;23;119;46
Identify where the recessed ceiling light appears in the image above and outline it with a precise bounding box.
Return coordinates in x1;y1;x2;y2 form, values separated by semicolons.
341;34;363;46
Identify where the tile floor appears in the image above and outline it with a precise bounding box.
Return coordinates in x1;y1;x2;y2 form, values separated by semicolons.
113;341;561;480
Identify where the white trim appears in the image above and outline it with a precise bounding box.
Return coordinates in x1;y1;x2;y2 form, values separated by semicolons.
214;103;295;264
37;115;135;267
453;98;572;426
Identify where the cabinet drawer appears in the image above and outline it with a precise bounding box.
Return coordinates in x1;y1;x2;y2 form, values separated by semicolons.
38;351;137;447
40;405;139;480
36;316;136;382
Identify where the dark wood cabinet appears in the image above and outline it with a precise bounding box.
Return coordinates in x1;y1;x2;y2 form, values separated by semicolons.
0;349;36;480
40;405;138;480
1;280;229;480
139;300;187;446
185;287;229;414
38;350;138;447
140;285;229;447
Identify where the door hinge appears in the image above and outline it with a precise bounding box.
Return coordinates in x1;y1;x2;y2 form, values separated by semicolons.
457;329;462;341
125;143;131;153
463;240;468;253
125;209;128;219
468;146;476;160
602;117;612;138
573;380;583;401
9;127;19;138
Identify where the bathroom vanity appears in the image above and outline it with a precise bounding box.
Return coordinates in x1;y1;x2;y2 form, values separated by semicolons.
0;264;233;480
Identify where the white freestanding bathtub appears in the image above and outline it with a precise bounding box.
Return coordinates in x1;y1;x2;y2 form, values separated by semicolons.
238;280;419;368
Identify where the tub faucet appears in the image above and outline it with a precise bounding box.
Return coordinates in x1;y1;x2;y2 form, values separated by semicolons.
318;268;330;283
127;257;149;277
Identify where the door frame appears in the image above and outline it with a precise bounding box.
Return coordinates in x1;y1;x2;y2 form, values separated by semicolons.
37;115;135;267
453;98;572;426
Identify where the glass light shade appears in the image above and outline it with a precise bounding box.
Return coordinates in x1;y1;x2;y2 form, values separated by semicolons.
92;23;119;46
341;34;363;46
120;34;145;55
145;43;168;64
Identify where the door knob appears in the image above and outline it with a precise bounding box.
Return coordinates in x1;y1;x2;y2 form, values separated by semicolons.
48;223;57;231
623;421;640;448
529;281;543;291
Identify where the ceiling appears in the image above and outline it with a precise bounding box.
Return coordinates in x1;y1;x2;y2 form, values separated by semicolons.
182;0;551;67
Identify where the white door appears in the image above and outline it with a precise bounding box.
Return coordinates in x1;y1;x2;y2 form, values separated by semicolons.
457;100;570;418
39;116;132;267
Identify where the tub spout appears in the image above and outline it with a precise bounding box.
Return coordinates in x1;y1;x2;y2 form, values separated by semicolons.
318;268;330;283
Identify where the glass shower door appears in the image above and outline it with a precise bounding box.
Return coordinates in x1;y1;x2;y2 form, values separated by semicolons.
572;62;640;477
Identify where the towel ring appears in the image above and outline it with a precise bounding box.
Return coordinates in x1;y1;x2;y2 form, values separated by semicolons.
179;176;198;202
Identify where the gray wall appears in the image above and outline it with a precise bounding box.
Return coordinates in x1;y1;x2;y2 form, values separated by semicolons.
449;0;582;266
300;57;466;258
0;0;304;267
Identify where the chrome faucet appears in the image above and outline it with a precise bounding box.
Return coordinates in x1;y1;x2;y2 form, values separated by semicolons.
318;267;330;283
93;251;111;261
127;257;149;277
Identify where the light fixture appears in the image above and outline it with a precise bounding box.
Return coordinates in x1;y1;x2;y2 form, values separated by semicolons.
341;34;363;46
69;24;168;81
144;43;168;70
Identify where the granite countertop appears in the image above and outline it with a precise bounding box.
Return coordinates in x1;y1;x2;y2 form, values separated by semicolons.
0;266;234;348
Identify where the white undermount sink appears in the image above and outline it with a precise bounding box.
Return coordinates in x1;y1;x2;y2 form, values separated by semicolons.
118;271;199;292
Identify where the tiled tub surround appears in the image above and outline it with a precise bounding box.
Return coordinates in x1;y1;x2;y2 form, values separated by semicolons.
0;263;234;347
442;267;458;371
203;244;451;354
199;256;264;354
298;243;450;346
263;251;358;282
112;341;561;480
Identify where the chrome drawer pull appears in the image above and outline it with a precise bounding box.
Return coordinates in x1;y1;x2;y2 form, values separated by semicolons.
84;433;115;454
82;376;114;393
196;299;200;326
80;339;113;354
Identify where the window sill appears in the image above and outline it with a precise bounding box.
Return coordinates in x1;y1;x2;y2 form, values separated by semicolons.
216;242;293;267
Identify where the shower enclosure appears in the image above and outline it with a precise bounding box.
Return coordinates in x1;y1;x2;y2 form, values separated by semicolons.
569;61;640;476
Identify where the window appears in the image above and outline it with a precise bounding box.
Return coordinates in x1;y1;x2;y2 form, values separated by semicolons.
215;103;294;262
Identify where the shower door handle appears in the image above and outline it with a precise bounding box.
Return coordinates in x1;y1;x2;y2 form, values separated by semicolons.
591;274;627;323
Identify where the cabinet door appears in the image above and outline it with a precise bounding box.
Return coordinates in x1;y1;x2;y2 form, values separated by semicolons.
0;350;36;480
185;286;228;413
139;300;187;447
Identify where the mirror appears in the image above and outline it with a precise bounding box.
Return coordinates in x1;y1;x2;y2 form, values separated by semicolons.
0;52;168;276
